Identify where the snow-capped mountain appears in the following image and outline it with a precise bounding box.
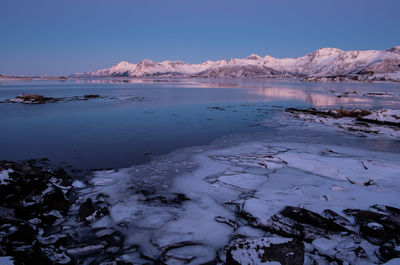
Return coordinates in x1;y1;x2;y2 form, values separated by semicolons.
71;46;400;81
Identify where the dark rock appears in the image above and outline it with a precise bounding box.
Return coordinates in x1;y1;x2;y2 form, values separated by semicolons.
5;222;36;244
263;207;351;242
370;204;400;216
344;208;400;245
79;198;95;222
43;188;69;212
378;243;400;262
344;209;400;244
83;94;100;99
94;200;110;219
13;244;53;265
322;209;351;226
280;206;349;232
0;160;74;264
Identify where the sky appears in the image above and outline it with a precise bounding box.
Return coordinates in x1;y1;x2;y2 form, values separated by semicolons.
0;0;399;76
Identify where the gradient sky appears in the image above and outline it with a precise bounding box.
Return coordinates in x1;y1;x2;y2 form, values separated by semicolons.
1;0;399;76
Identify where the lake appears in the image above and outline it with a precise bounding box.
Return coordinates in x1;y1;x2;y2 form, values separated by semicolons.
0;78;399;170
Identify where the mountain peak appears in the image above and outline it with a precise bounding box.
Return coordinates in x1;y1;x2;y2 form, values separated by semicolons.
137;59;156;66
387;46;400;54
114;61;132;66
313;47;343;57
246;54;262;60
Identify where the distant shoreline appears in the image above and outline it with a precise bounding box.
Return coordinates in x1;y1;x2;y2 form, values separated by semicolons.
0;74;68;81
1;74;400;84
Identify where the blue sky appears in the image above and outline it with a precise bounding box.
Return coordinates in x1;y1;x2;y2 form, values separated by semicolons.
1;0;399;76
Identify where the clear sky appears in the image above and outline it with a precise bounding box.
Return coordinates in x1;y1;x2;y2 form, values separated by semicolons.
1;0;399;76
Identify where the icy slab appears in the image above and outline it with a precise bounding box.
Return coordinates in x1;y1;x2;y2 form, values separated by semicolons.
217;173;268;190
384;258;400;265
72;180;87;189
0;257;14;265
163;245;216;265
67;244;104;255
312;237;338;257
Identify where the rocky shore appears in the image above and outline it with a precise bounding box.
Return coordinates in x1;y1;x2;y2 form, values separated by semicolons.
285;108;400;138
1;152;400;264
0;160;74;264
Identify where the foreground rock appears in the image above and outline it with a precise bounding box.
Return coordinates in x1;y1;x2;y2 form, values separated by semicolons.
218;205;400;264
0;160;73;264
0;160;129;265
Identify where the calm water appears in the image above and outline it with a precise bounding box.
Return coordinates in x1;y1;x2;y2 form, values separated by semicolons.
0;78;399;169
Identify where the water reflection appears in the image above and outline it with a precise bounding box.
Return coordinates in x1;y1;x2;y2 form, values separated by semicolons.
253;87;371;107
75;78;239;88
75;78;179;84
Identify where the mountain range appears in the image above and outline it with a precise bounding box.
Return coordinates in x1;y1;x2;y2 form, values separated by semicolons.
71;46;400;81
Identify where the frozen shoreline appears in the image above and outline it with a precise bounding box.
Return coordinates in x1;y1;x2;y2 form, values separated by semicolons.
61;111;400;264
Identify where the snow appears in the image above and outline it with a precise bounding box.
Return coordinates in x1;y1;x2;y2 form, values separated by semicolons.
162;245;216;265
71;46;400;79
72;180;87;189
384;259;400;265
367;222;383;230
0;168;13;185
312;237;338;257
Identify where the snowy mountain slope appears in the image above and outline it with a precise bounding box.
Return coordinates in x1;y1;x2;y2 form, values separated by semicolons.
71;46;400;80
